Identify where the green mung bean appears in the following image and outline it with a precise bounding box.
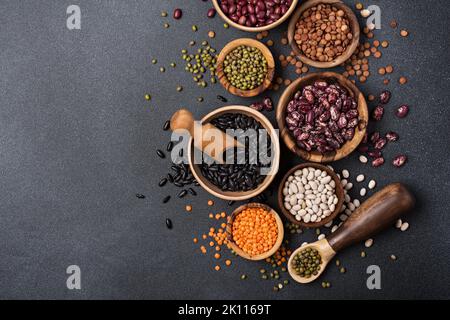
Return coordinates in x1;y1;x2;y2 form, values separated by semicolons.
292;247;322;278
223;45;268;91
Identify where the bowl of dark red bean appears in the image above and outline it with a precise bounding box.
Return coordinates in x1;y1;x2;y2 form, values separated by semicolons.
212;0;299;32
276;72;368;163
189;106;280;201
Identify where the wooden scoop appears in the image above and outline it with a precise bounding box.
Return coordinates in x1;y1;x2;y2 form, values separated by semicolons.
170;109;243;163
288;183;415;284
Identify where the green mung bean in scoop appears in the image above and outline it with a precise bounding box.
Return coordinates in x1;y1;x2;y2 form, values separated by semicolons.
292;247;322;278
223;45;268;90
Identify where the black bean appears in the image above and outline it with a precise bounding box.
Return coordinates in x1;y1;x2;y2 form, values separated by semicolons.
178;190;188;198
179;149;184;157
167;173;174;183
135;194;146;199
217;95;228;102
167;141;174;152
228;200;235;206
159;178;168;187
163;120;171;131
166;218;173;229
163;196;171;203
157;149;166;159
188;188;197;196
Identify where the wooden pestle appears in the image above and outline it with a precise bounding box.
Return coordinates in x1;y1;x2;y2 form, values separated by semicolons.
170;109;243;163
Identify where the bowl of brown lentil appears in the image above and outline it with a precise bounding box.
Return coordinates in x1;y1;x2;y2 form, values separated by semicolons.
212;0;299;33
216;38;275;97
187;105;280;201
276;72;369;163
226;203;284;261
287;0;360;68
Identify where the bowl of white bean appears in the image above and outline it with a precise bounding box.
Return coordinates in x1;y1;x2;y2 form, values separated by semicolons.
278;163;344;228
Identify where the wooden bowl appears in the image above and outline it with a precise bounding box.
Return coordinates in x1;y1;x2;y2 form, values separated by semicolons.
216;38;275;98
188;106;280;201
276;72;368;163
212;0;299;33
226;203;284;260
287;0;360;69
278;163;344;228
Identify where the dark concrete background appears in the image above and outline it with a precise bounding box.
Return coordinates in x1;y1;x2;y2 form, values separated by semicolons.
0;0;449;299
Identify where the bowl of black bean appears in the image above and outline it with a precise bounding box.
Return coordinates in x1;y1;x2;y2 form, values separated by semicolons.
188;106;280;201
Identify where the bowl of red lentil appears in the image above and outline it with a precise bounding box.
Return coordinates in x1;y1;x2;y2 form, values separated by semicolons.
287;0;360;68
226;203;284;261
212;0;299;33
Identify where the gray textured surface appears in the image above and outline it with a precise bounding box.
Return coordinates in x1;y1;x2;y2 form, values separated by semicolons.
0;0;449;299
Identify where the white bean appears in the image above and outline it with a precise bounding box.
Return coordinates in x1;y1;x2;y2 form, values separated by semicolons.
400;222;409;232
395;219;402;229
365;238;374;248
356;174;365;182
359;155;368;164
318;234;325;240
342;169;350;178
368;180;376;189
360;188;367;196
345;182;353;190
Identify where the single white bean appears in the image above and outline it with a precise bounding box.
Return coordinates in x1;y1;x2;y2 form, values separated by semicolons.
342;169;350;178
356;174;365;182
318;234;325;240
360;188;367;197
365;238;374;248
359;155;368;164
400;222;409;232
368;180;376;189
395;219;402;229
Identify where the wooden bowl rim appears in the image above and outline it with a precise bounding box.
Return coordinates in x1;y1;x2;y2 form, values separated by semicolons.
276;71;368;163
226;203;285;261
212;0;299;33
216;38;275;98
188;106;280;201
287;0;360;69
277;162;345;228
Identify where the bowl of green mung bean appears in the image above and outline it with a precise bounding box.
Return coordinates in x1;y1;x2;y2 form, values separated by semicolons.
216;38;275;98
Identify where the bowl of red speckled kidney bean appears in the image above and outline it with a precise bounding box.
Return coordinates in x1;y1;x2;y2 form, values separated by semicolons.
212;0;299;32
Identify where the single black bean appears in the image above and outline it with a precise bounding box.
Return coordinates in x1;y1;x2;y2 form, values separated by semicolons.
178;190;188;198
217;95;228;102
135;194;146;199
188;188;197;196
166;218;173;229
228;200;235;206
157;149;166;159
159;178;168;187
163;196;171;203
167;173;174;183
163;120;171;131
167;141;174;152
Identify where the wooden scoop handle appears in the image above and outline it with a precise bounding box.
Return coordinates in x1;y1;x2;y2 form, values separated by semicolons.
170;109;241;162
327;183;415;252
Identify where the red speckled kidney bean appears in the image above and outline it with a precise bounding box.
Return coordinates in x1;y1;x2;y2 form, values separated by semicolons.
285;80;359;153
386;132;399;142
374;138;387;150
372;105;385;121
396;105;409;118
372;157;385;167
393;155;407;167
219;0;293;27
379;90;391;104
